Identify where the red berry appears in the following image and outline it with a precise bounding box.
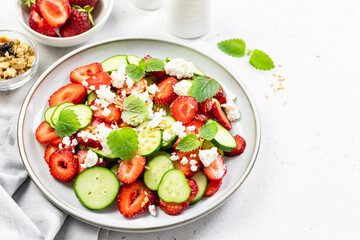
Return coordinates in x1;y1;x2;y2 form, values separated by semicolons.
203;179;222;197
30;1;41;14
225;135;246;157
214;86;223;98
76;149;88;174
48;83;87;107
76;118;108;148
187;179;199;202
69;0;98;8
50;136;63;147
84;72;112;91
212;103;232;130
170;96;198;124
60;7;93;37
38;0;71;28
173;149;201;178
154;77;178;106
199;98;214;113
194;112;213;123
44;144;59;164
35;121;58;144
29;10;58;37
117;154;146;184
91;102;122;124
70;62;103;84
158;199;190;216
117;180;155;217
216;96;227;104
49;149;78;182
143;55;152;61
203;154;227;181
149;71;167;82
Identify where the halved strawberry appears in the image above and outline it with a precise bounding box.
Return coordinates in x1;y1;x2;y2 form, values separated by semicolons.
69;0;98;8
148;71;167;82
117;154;146;184
29;10;58;37
91;102;122;124
48;83;87;107
203;154;227;181
85;72;112;91
76;118;103;148
158;199;190;216
199;98;214;113
154;77;178;106
216;96;227;104
187;179;199;202
117;180;155;217
212;103;232;130
76;148;87;174
49;149;78;182
50;136;63;147
117;78;147;95
170;96;198;124
30;1;41;14
185;120;204;134
36;121;58;144
38;0;71;28
70;62;103;84
59;6;94;37
194;112;213;123
173;149;201;178
225;135;246;157
44;144;59;164
203;179;222;197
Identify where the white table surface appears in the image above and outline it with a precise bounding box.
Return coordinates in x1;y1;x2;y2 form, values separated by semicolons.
1;0;360;239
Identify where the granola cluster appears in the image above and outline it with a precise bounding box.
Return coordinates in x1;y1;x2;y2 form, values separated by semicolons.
0;36;36;80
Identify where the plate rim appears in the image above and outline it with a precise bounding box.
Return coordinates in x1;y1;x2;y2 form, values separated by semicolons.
17;36;261;232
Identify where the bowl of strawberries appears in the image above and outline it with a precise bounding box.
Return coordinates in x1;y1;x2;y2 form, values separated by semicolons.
13;0;114;47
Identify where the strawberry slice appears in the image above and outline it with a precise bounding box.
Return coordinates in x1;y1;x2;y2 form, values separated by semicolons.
214;86;223;98
117;180;155;217
194;112;213;123
91;102;122;124
50;137;62;147
173;149;201;178
212;103;232;130
154;77;178;106
203;179;222;197
203;154;227;181
187;179;199;202
30;1;41;14
158;199;190;216
48;83;87;107
199;98;214;113
148;71;167;82
70;62;103;84
225;135;246;157
170;96;198;124
216;96;227;104
117;154;146;184
38;0;71;28
28;10;58;37
76;148;87;174
44;144;59;164
116;78;147;95
49;149;78;182
36;121;58;144
85;72;112;91
76;118;109;148
185;120;204;134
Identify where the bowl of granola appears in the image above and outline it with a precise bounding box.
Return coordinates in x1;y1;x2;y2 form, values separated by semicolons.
0;30;39;91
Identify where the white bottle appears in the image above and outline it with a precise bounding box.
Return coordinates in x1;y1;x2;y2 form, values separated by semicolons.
167;0;210;39
132;0;164;10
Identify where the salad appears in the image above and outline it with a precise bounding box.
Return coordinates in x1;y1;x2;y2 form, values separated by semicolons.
35;54;246;217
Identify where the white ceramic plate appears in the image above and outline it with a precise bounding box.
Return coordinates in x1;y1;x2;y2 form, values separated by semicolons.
18;37;260;232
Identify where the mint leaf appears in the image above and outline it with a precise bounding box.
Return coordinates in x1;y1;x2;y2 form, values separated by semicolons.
54;108;81;138
249;49;275;71
189;76;220;103
107;127;139;160
144;58;165;72
198;121;218;140
176;134;202;152
125;64;145;82
121;95;149;126
218;39;246;57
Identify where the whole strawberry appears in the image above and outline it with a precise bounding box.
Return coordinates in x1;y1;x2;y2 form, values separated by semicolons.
59;5;94;37
69;0;98;8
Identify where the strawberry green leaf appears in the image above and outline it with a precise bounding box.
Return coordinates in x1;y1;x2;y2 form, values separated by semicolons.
107;127;139;160
125;64;145;82
144;58;165;72
121;95;149;126
189;76;221;103
23;0;36;7
55;108;81;138
198;121;218;140
218;39;246;58
249;49;275;71
176;134;202;152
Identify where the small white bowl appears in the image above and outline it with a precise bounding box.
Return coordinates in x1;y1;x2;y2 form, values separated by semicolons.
13;0;114;47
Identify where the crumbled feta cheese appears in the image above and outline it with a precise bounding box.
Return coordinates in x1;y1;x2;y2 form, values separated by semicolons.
111;124;117;129
97;123;113;156
90;105;98;111
162;129;174;141
148;109;166;128
99;158;103;163
186;125;196;132
148;204;156;217
190;165;198;172
81;80;88;87
77;130;97;143
111;65;126;88
126;78;134;88
172;121;186;138
71;138;78;147
80;149;98;168
174;80;192;96
102;107;111;116
165;58;195;79
221;95;240;121
62;136;71;148
96;85;116;103
170;152;179;161
132;90;151;103
121;90;127;97
190;153;197;158
147;84;159;95
89;85;95;91
199;147;218;167
58;144;63;150
180;157;188;165
189;159;197;166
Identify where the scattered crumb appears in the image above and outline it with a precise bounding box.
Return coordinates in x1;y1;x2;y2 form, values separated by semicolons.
278;64;282;67
272;73;276;77
278;78;285;81
265;94;269;99
277;75;282;78
273;88;277;92
284;102;287;106
316;55;320;58
270;83;274;87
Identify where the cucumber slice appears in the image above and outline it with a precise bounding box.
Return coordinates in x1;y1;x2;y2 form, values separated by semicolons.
144;155;174;191
44;106;57;129
138;128;162;156
148;151;170;161
110;163;119;175
158;169;191;203
208;119;237;152
87;147;118;161
64;104;92;129
161;116;177;149
203;140;224;156
51;102;74;126
190;171;208;204
101;55;127;72
87;91;97;105
126;55;142;65
74;166;120;210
